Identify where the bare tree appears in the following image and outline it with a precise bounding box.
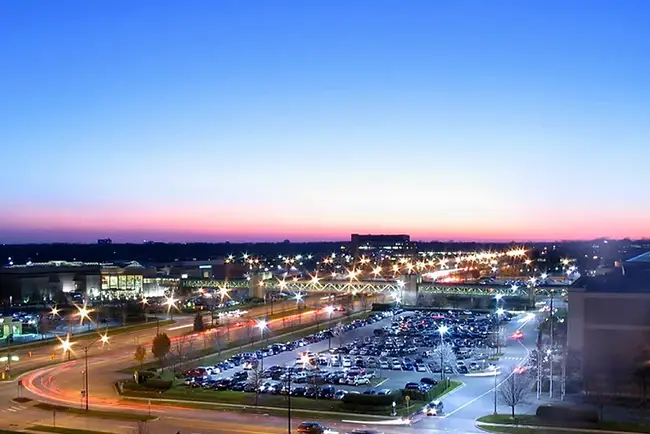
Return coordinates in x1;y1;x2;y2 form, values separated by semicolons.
171;334;195;375
433;343;457;373
248;365;265;405
335;322;346;349
133;421;150;434
499;368;532;418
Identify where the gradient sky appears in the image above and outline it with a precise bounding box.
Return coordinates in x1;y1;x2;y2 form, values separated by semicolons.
1;0;649;243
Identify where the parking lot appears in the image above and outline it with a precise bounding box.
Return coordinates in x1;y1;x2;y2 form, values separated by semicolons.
181;308;518;407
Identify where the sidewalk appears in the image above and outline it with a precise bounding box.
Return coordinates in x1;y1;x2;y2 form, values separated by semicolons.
476;421;645;434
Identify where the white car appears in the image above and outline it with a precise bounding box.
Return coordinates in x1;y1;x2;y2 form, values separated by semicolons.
353;376;370;386
342;358;352;368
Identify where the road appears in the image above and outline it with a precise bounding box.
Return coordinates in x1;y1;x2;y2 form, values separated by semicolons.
3;308;541;434
1;295;329;378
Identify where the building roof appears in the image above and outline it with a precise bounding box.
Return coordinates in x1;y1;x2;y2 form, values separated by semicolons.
572;264;650;293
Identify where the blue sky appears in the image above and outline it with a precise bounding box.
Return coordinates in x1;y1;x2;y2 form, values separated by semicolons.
1;0;649;243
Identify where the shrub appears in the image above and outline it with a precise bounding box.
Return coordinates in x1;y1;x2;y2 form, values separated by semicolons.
536;405;599;423
342;391;400;407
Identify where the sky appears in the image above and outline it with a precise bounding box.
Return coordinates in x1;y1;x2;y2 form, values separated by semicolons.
1;0;649;243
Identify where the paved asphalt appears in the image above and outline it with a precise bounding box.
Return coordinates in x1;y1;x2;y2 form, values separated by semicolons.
1;295;326;377
1;305;542;434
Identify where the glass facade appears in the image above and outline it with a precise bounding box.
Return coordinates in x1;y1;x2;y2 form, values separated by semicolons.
100;273;143;299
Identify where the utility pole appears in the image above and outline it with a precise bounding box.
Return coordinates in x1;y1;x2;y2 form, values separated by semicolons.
549;294;554;399
561;350;567;401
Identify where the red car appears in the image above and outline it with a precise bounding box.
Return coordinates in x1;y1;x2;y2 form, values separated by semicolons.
511;330;524;340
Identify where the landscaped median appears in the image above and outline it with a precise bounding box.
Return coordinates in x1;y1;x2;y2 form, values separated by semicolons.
117;375;462;419
477;412;650;434
33;402;156;422
122;310;372;373
4;319;175;353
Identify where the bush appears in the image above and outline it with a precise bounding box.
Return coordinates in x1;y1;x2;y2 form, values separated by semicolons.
536;405;599;423
122;378;172;392
342;391;400;407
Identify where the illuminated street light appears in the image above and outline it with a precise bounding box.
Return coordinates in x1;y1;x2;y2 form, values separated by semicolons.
541;273;548;280
324;305;335;349
511;284;519;292
82;332;111;411
74;302;93;325
496;308;505;316
438;325;449;382
58;334;73;354
140;297;148;306
257;320;268;371
50;306;60;318
494;294;503;302
372;266;382;277
164;294;178;319
218;285;230;301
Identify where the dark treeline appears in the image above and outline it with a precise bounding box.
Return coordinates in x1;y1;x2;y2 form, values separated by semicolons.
0;238;646;266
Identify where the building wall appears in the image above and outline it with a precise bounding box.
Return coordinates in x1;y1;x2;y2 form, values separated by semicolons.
569;289;650;395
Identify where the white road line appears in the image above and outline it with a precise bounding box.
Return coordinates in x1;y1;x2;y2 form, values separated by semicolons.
7;408;17;412
118;425;133;429
374;378;388;387
445;318;535;418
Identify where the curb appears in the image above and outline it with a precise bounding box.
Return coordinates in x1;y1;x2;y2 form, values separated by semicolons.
476;421;646;434
121;395;396;420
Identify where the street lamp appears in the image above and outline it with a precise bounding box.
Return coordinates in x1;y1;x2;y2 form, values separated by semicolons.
438;325;449;382
58;334;73;361
256;320;268;371
495;308;505;355
164;294;177;320
75;302;94;331
490;365;499;414
82;333;110;411
324;306;335;349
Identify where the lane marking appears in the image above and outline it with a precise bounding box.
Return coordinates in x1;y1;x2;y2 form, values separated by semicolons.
444;315;536;418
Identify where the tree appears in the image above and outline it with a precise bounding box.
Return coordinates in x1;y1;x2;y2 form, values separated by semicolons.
151;333;171;370
433;343;457;373
134;344;147;369
171;334;195;375
193;313;205;333
335;322;346;349
133;421;150;434
248;365;264;405
499;367;532;418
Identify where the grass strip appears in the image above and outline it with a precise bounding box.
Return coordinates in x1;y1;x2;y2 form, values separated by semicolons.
123;310;370;373
28;426;113;434
34;403;156;422
477;414;650;434
2;320;176;353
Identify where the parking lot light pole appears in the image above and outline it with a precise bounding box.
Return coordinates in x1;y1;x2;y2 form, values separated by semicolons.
82;333;110;411
495;308;505;355
256;320;268;372
324;306;335;349
438;325;449;382
287;370;292;434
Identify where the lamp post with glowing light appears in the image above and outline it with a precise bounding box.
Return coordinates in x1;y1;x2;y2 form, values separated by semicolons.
75;303;93;332
495;308;505;355
438;325;449;382
324;306;335;349
81;333;109;411
164;294;178;321
256;320;268;371
294;293;304;325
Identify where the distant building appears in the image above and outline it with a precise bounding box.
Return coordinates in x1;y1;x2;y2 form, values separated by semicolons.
568;251;650;396
0;260;159;303
350;234;417;258
97;238;112;245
